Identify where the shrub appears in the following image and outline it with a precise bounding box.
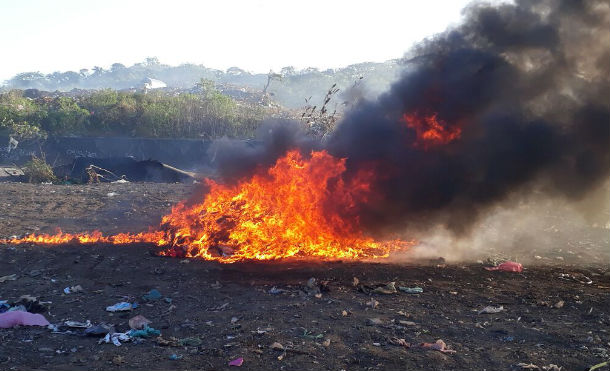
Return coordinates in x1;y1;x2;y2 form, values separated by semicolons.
23;155;57;183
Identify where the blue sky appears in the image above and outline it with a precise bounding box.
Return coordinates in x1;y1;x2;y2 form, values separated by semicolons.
0;0;473;81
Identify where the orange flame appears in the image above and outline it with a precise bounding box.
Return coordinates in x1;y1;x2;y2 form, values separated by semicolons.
2;150;413;263
402;113;461;148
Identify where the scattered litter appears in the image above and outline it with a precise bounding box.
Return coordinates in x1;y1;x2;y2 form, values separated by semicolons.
553;300;565;309
588;361;608;371
518;363;540;369
367;318;384;326
558;273;593;285
113;355;124;365
366;298;379;309
169;354;183;360
129;315;152;330
99;332;131;346
485;261;523;273
352;277;360;287
106;302;138;312
305;277;320;295
0;311;50;328
63;285;83;294
322;338;331;347
106;192;118;197
64;320;91;328
252;327;272;335
128;326;160;338
389;337;411;348
155;336;181;347
112;179;130;184
398;286;423;294
228;357;244;367
373;282;397;295
479;305;504;314
209;302;229;311
304;277;329;297
268;287;285;295
270;342;284;350
0;300;9;313
542;365;562;371
420;339;456;353
302;329;324;339
179;337;202;346
13;295;49;313
85;323;114;337
517;364;563;371
398;320;416;326
0;274;17;283
357;281;398;295
142;289;162;301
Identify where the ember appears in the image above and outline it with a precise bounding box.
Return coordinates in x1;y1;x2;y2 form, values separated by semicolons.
2;150;414;263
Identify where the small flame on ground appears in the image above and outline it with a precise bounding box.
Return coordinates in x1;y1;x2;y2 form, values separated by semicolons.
1;150;414;263
402;113;461;148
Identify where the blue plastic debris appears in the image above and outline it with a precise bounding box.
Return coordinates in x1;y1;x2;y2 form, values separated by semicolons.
142;289;162;301
128;325;161;338
105;302;138;312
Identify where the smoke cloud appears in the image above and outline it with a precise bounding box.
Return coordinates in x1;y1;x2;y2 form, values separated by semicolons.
210;0;610;237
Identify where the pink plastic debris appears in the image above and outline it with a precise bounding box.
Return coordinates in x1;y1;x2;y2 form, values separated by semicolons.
484;261;523;273
228;357;244;367
0;311;50;328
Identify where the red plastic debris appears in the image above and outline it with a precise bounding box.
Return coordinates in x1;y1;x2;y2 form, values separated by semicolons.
484;261;523;273
0;311;50;328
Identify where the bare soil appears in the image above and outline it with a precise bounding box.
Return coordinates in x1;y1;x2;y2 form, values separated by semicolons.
0;183;609;371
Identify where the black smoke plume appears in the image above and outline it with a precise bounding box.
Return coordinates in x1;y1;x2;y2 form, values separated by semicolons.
211;0;610;235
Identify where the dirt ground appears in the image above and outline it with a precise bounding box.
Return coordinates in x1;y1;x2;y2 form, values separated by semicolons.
0;183;609;371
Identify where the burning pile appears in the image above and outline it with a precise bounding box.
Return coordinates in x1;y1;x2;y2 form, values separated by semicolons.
2;150;414;262
2;0;609;262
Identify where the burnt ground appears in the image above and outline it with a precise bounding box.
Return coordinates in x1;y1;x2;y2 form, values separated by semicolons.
0;183;609;371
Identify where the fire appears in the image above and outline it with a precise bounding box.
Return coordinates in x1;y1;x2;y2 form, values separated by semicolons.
2;150;413;263
402;112;461;148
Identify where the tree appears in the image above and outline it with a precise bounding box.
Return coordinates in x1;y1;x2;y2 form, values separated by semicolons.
263;70;282;94
7;72;46;89
111;63;126;72
196;78;216;95
280;66;296;76
145;57;160;66
92;66;105;76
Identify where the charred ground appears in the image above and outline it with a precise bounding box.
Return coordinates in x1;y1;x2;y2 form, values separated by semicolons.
0;183;608;371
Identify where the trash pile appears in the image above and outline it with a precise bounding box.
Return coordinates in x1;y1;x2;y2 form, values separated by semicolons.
0;295;50;328
1;288;167;347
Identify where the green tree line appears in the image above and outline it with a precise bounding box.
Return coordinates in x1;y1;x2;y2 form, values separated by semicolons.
0;87;270;139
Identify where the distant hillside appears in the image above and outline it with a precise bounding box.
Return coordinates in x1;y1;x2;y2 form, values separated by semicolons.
3;58;407;109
